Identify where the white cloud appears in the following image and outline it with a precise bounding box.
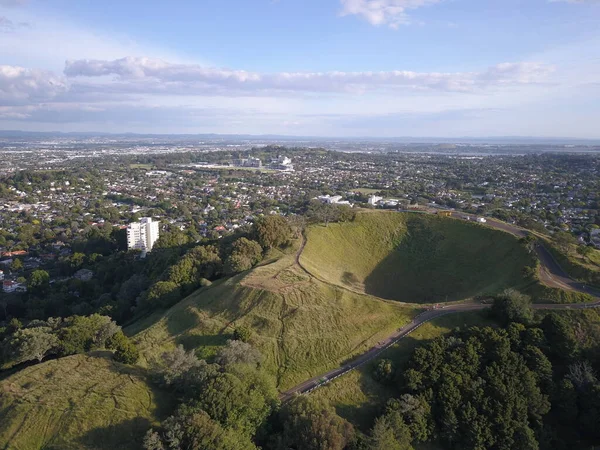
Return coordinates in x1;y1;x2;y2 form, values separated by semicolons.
339;0;442;28
0;65;67;104
63;57;554;95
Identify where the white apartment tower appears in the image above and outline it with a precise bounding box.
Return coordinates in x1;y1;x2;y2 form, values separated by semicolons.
127;217;160;254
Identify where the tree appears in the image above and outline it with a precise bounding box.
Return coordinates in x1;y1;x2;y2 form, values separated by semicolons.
216;340;262;367
373;359;395;383
233;326;252;343
520;235;537;254
400;326;550;449
107;330;139;364
370;411;413;450
566;361;596;389
58;314;119;356
69;252;86;271
156;344;203;387
27;269;50;294
254;216;291;249
8;327;58;364
277;396;354;450
541;313;578;361
144;406;256;450
385;395;431;442
225;238;263;274
554;231;577;253
143;281;180;309
11;258;23;271
491;289;533;325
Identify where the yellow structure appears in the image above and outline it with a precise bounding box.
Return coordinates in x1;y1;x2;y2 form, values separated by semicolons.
437;211;452;217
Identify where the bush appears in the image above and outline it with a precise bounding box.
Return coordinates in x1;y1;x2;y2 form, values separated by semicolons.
491;289;533;325
254;216;292;249
233;326;252;343
372;359;395;383
107;330;139;364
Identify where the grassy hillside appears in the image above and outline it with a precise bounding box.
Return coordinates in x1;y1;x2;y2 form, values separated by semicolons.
301;211;534;303
0;354;170;450
310;311;495;431
132;251;417;390
544;240;600;288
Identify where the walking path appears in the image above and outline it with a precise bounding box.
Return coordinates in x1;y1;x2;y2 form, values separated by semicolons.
280;214;600;402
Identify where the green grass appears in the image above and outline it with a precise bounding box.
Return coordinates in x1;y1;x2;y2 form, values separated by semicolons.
543;240;600;288
525;281;596;304
0;354;171;450
310;311;495;431
301;211;535;303
132;252;417;391
353;188;382;195
129;163;153;170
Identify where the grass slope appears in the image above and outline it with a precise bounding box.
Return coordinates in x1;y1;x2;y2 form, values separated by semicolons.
544;240;600;288
301;211;534;303
132;250;417;390
310;311;496;431
0;354;170;450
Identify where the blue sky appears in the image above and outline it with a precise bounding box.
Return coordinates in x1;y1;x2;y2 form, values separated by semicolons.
1;0;599;137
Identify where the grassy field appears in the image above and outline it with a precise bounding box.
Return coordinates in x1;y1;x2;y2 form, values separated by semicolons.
0;354;171;450
129;163;154;170
131;250;418;390
301;211;535;303
310;311;495;431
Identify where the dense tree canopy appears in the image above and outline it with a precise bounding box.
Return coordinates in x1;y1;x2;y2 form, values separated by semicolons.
254;216;292;249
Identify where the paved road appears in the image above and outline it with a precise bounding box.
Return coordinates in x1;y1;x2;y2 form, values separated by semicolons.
280;214;600;402
451;213;600;297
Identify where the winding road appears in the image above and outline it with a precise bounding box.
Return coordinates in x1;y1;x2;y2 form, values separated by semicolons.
280;215;600;402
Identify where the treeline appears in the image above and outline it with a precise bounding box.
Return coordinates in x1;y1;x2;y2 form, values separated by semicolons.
364;290;600;450
136;215;293;314
142;341;358;450
1;215;294;326
0;314;138;370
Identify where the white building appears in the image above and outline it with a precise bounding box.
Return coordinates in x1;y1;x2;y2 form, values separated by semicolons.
127;217;160;254
318;195;343;204
0;270;3;281
270;155;294;171
368;195;383;206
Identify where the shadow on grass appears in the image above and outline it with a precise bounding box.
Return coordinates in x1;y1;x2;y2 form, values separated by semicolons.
364;217;531;303
76;417;152;450
326;335;426;432
175;333;232;361
175;333;231;349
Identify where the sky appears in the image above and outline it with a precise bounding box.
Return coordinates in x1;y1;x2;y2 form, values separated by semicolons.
0;0;599;138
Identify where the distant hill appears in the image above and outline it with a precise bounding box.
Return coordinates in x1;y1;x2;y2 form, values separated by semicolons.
1;130;598;145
